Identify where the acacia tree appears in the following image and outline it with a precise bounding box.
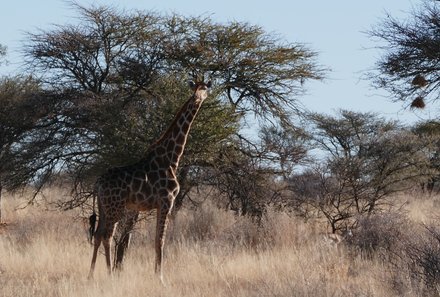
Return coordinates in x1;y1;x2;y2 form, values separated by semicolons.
16;4;323;267
0;45;58;222
258;125;310;180
369;0;440;108
301;110;434;232
413;120;440;193
159;15;323;124
21;4;323;210
0;77;57;222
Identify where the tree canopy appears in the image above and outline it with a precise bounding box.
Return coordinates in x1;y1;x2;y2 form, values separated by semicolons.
25;4;323;122
1;4;323;211
369;0;440;108
299;110;435;231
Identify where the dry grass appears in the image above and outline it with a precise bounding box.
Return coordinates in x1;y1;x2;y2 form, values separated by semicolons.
1;190;438;297
404;193;440;223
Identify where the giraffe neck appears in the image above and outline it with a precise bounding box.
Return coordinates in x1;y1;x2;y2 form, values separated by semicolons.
149;94;203;171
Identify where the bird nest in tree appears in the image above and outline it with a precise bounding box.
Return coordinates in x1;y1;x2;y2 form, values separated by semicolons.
412;74;428;88
410;96;426;109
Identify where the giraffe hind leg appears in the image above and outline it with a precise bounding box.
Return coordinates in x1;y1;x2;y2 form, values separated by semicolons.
114;211;139;271
88;219;117;278
103;236;112;274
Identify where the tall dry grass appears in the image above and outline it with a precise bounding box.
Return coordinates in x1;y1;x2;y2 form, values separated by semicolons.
0;189;437;297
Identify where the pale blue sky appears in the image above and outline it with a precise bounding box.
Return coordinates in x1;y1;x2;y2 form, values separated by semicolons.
0;0;432;124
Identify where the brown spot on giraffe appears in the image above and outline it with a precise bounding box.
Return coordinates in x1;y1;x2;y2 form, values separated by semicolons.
88;80;211;282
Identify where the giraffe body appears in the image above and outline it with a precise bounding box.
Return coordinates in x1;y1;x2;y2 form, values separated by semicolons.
88;81;211;280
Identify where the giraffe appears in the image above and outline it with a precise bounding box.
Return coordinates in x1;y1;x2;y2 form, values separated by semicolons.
88;80;211;281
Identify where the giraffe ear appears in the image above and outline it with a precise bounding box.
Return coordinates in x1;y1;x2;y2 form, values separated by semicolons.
206;81;212;88
188;81;196;90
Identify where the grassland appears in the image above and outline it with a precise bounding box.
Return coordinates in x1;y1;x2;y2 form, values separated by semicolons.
0;189;439;297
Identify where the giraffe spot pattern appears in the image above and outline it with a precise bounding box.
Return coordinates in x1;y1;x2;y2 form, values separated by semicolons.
89;81;211;279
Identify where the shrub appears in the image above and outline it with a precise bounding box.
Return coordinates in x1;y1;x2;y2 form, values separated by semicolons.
401;224;440;294
346;212;409;260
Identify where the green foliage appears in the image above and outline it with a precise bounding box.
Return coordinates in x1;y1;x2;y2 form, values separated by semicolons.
414;120;440;137
161;15;324;123
0;76;58;190
8;4;322;208
412;120;440;193
309;110;397;158
24;4;323;124
206;137;279;218
258;125;310;179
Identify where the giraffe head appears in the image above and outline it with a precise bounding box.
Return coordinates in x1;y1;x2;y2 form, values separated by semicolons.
189;80;211;102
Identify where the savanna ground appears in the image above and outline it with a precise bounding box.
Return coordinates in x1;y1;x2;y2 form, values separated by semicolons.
1;188;440;297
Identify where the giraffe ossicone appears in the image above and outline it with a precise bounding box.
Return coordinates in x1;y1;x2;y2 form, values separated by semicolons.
88;80;211;281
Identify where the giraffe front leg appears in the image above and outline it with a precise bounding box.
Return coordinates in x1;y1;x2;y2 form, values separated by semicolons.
154;202;173;283
101;220;117;276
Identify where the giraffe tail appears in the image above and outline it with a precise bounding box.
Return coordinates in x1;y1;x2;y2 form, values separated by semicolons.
88;211;97;244
88;194;97;244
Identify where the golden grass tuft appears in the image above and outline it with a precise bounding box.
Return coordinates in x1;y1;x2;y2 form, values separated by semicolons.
0;190;438;297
